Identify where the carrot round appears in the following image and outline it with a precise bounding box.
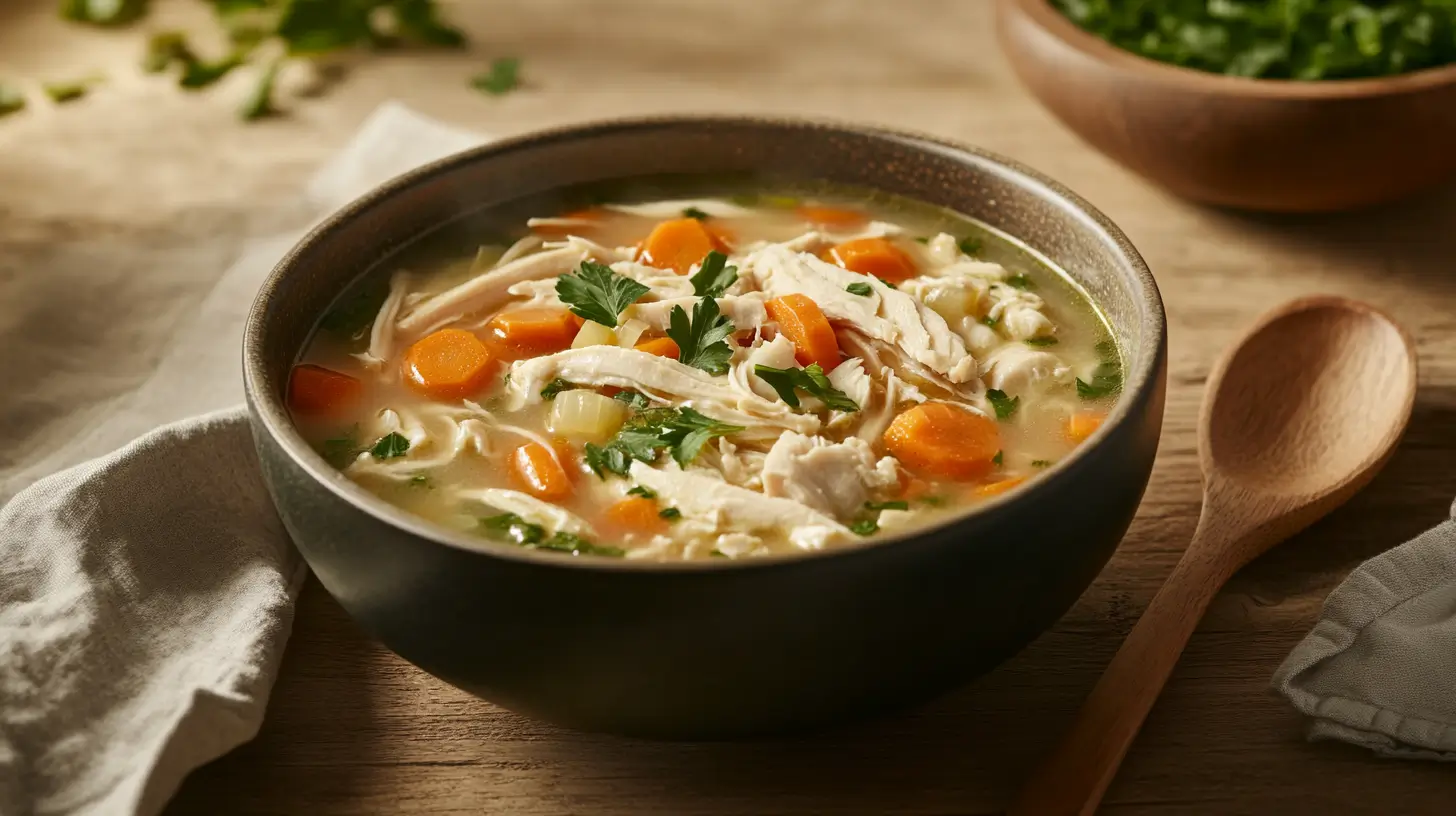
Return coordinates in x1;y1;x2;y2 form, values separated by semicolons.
638;218;724;275
603;496;666;535
633;336;681;360
765;294;841;371
1065;411;1106;444
883;403;1001;481
974;476;1027;498
486;308;584;358
797;205;867;228
289;364;363;416
402;329;496;401
509;442;573;501
824;237;917;283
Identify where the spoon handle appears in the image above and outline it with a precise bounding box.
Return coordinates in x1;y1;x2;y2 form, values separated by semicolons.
1008;536;1236;816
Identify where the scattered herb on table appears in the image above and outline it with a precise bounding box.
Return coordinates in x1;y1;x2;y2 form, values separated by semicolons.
986;388;1021;420
556;261;650;328
1052;0;1456;80
689;250;738;297
754;363;860;412
667;297;736;375
471;56;521;96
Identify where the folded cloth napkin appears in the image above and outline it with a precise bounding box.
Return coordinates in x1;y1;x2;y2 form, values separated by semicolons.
0;103;484;816
1274;498;1456;760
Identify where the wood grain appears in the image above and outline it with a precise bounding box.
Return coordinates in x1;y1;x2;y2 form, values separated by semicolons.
4;1;1456;813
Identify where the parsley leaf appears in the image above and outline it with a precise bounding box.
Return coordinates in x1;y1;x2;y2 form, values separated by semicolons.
689;251;738;297
681;206;710;220
471;56;520;96
626;485;657;499
1025;336;1059;347
846;282;873;297
659;507;682;520
370;432;411;460
612;390;651;410
986;389;1020;420
540;378;576;400
864;500;909;512
958;236;983;256
849;519;879;536
667;297;735;375
753;363;860;412
556;261;649;328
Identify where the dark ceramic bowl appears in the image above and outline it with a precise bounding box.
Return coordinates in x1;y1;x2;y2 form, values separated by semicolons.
243;117;1167;739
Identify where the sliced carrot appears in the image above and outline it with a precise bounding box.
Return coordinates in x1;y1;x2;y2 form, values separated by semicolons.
486;308;584;358
765;294;841;371
288;364;363;416
974;477;1027;498
402;329;496;401
1065;411;1106;444
633;337;681;360
509;442;573;501
824;237;918;283
531;207;603;237
797;205;868;228
604;496;666;535
883;403;1001;481
638;218;724;275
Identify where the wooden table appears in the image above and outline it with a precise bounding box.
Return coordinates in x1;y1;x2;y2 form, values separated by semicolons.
5;1;1456;813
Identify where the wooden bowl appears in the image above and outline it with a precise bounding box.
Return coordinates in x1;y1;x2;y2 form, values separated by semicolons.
996;0;1456;212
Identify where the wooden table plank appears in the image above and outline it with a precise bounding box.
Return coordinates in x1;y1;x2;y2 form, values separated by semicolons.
4;0;1455;812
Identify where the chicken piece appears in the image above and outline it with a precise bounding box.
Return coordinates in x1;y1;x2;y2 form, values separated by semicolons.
457;488;596;537
501;346;821;435
396;246;587;340
629;461;851;551
981;344;1071;395
760;433;901;520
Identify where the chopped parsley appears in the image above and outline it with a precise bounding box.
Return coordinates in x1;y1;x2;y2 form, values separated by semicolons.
556;260;650;328
539;378;576;400
477;513;624;556
370;432;410;460
849;519;880;536
689;250;738;298
626;485;657;499
1077;339;1124;401
613;390;651;410
584;407;744;478
681;206;711;220
754;363;860;412
1005;274;1034;290
658;507;682;520
667;297;735;375
471;57;521;96
986;389;1020;420
846;282;873;297
864;500;909;512
958;236;983;256
1025;336;1059;347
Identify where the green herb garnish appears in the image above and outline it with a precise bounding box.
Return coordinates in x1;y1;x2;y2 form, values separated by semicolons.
864;500;910;512
846;282;873;297
626;485;657;499
659;507;682;520
1052;0;1456;81
754;363;860;412
471;57;521;96
958;236;982;256
370;432;410;460
1025;336;1059;347
682;206;711;220
986;389;1020;420
667;297;735;375
613;390;651;410
585;407;744;477
556;260;650;328
849;519;879;536
540;378;576;400
689;250;738;297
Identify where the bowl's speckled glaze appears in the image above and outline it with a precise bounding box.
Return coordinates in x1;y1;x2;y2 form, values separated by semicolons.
243;117;1167;738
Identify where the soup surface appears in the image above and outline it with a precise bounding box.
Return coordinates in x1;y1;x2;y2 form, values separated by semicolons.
289;191;1122;560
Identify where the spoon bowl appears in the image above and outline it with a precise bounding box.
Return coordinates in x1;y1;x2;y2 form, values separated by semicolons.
1011;296;1417;816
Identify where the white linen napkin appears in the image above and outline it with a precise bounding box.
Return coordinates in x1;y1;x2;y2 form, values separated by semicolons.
1273;498;1456;760
0;103;484;816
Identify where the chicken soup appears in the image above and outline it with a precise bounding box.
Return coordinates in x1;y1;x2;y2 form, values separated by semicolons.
288;191;1122;560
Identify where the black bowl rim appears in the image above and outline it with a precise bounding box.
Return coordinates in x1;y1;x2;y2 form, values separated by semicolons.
1004;0;1456;98
243;114;1166;574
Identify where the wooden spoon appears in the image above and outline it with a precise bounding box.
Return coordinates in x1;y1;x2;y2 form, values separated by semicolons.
1009;296;1417;816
